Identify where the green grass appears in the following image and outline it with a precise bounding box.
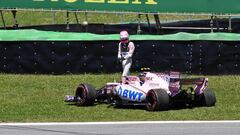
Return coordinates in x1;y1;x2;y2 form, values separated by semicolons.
0;74;240;122
0;11;211;27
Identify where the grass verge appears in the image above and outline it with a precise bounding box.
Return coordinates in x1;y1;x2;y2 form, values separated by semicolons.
0;74;239;122
0;11;210;27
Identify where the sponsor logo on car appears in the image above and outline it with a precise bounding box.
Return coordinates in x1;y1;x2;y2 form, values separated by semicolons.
117;86;143;101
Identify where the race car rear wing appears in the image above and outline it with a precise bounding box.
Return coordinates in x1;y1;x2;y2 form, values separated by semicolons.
180;78;208;85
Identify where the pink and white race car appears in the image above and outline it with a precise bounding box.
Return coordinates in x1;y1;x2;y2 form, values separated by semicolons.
65;71;216;111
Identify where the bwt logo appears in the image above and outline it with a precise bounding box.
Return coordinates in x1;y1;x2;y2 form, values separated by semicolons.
33;0;157;5
117;87;144;101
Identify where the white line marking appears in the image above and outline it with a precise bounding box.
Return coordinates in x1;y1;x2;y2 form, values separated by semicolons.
0;121;240;126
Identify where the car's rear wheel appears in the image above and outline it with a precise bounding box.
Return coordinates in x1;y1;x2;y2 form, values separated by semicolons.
75;83;96;106
202;88;216;106
146;89;169;111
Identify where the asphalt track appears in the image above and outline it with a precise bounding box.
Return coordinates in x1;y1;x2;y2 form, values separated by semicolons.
0;121;239;135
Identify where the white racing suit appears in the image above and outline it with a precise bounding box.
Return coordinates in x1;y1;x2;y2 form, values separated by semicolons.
118;41;135;76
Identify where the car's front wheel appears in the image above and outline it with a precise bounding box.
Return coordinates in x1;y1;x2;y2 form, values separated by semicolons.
75;83;96;106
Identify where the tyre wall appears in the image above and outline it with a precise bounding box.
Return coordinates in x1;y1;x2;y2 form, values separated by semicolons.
0;41;239;74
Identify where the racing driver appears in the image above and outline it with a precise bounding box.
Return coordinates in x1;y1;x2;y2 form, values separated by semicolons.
117;30;135;77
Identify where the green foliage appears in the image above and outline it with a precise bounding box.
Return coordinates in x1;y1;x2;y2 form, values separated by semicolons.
0;74;239;122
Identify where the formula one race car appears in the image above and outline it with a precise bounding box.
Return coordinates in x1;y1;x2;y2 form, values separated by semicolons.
65;71;216;111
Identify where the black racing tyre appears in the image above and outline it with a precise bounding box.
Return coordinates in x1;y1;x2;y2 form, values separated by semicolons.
146;89;169;111
75;83;96;106
203;89;216;107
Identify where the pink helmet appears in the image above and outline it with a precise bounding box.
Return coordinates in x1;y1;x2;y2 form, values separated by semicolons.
120;30;129;43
